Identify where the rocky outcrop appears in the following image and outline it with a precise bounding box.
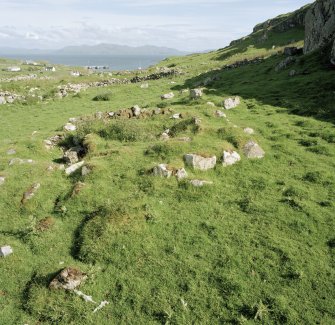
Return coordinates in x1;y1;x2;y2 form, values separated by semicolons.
304;0;335;63
253;4;310;33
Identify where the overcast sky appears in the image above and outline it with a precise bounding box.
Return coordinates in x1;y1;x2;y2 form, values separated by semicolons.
0;0;312;51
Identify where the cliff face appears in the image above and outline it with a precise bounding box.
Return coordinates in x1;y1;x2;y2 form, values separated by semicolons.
253;5;310;33
304;0;335;62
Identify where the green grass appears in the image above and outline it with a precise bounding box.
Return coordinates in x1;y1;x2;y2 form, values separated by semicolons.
0;12;335;325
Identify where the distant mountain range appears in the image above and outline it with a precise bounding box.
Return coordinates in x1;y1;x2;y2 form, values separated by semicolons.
0;44;187;56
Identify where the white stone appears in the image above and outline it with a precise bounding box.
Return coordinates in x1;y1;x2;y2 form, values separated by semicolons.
161;92;175;100
243;127;254;135
175;168;188;180
215;110;226;118
132;105;141;117
190;180;213;187
68;117;77;123
0;176;5;185
190;88;203;99
160;133;170;141
152;164;173;178
207;102;216;107
223;97;241;109
64;123;76;132
184;154;217;171
222;151;241;166
0;97;6;105
0;246;13;257
108;112;115;117
65;161;85;175
243;141;265;159
171;113;182;119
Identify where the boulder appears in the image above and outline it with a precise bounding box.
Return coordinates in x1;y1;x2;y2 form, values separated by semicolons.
223;97;241;109
21;183;40;204
152;164;173;178
304;0;335;62
189;179;213;187
49;267;87;290
65;161;85;175
64;123;76;132
132;105;141;117
243;127;254;135
161;92;174;100
0;246;13;257
243;141;265;159
175;168;188;180
190;88;203;99
184;154;217;170
275;57;295;71
284;47;303;56
0;176;5;185
222;151;241;166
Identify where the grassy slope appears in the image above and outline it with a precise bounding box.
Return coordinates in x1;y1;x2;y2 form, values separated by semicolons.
0;12;335;325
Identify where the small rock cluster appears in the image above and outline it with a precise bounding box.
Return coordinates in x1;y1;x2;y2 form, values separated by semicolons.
130;67;182;83
0;91;25;104
223;57;264;70
223;97;241;109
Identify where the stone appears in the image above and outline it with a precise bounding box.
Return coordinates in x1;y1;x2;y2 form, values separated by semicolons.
160;132;170;141
243;127;254;135
152;164;173;178
222;150;241;166
132;105;141;117
304;0;335;63
190;179;213;187
275;56;295;71
49;267;87;290
81;166;92;176
289;69;297;77
223;97;241;109
63;149;79;165
108;112;115;117
190;88;203;99
21;183;40;204
68;117;77;123
64;123;76;132
44;140;54;150
9;158;34;166
215;110;226;118
0;97;6;105
243;141;265;159
184;154;217;171
0;246;13;257
65;161;85;175
0;176;5;185
7;149;16;155
153;108;162;115
171;113;182;119
161;92;174;100
175;168;188;180
207;101;216;107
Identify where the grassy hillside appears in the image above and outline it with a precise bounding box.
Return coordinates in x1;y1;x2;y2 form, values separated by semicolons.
0;6;335;325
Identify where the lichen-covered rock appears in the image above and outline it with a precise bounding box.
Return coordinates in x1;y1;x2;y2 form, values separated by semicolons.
184;154;217;170
304;0;335;60
223;97;241;109
222;151;241;166
243;141;265;159
152;164;173;178
190;88;203;99
49;267;87;290
161;92;174;100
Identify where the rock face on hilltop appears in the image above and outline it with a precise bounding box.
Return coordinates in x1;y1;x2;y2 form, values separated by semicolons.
304;0;335;63
253;4;310;33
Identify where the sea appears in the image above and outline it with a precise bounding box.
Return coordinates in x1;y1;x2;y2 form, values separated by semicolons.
2;54;169;71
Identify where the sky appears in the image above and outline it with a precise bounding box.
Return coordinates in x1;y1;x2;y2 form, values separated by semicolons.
0;0;313;52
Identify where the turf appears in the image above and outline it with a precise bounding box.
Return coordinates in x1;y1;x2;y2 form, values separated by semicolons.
0;9;335;325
